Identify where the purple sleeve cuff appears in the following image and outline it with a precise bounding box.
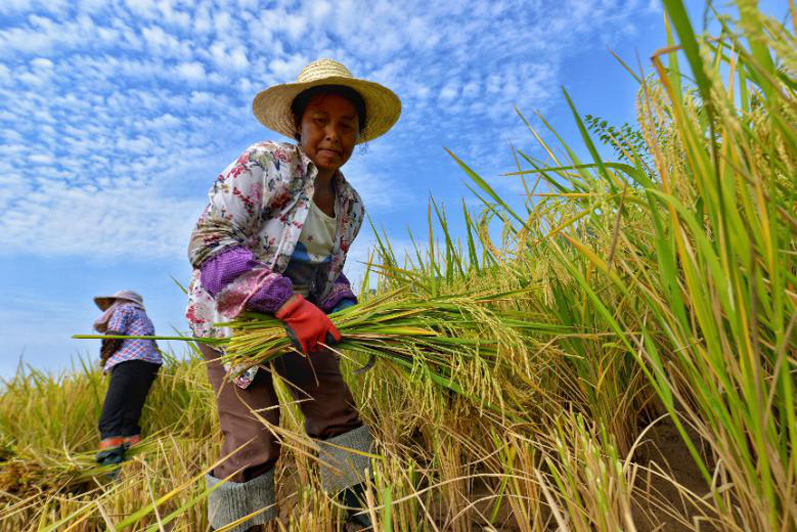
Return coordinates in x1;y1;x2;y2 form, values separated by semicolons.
319;273;358;313
247;276;294;313
200;247;261;297
200;246;295;314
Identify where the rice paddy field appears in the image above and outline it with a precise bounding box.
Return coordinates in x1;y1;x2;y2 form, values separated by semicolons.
1;1;795;530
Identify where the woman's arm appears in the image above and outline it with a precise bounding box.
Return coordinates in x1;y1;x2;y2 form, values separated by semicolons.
187;145;295;317
318;272;358;313
188;147;272;268
100;306;129;363
200;246;294;313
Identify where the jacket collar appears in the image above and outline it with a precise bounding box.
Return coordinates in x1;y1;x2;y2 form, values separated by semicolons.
296;144;351;198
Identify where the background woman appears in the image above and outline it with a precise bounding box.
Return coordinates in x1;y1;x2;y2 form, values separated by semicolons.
186;58;400;531
93;290;162;468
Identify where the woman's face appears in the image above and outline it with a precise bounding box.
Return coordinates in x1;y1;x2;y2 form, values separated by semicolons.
298;93;359;175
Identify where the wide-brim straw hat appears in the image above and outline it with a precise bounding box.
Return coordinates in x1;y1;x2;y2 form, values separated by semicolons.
94;290;145;311
253;58;401;144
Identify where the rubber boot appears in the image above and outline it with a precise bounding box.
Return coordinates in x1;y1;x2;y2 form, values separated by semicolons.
94;445;126;480
340;482;373;530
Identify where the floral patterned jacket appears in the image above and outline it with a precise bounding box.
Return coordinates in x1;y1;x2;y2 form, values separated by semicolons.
186;141;365;388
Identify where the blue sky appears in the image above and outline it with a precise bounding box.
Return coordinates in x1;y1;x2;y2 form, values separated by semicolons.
0;0;788;377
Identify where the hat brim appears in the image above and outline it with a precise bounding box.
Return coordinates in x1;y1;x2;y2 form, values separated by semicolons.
253;76;401;144
94;296;116;311
93;296;144;311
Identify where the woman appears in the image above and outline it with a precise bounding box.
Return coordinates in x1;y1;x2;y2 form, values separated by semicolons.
186;58;401;531
93;290;162;468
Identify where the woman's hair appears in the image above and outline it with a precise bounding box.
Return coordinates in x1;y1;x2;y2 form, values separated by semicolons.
290;84;367;140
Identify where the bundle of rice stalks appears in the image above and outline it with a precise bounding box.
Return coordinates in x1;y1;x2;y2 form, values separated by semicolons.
222;287;542;419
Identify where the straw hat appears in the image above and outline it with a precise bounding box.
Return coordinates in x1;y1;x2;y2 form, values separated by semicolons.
94;290;145;311
253;58;401;144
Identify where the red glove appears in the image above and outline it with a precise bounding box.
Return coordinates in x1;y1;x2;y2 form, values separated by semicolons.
275;295;341;354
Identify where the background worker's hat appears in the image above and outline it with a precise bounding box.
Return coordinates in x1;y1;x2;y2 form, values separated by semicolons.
93;290;145;311
252;58;401;144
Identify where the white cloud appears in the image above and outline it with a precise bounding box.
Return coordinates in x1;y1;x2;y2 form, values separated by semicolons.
0;0;656;262
193;4;213;34
0;0;71;16
124;0;156;17
439;82;458;102
176;61;206;81
284;13;308;42
141;25;192;59
208;41;250;71
213;10;233;35
1;178;203;258
189;90;221;106
270;53;310;79
30;57;53;68
28;153;54;164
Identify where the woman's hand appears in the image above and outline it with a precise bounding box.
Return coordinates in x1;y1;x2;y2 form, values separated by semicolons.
275;295;341;354
100;333;123;364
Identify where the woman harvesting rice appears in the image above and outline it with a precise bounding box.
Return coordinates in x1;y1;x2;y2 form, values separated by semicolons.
186;59;400;531
93;290;161;469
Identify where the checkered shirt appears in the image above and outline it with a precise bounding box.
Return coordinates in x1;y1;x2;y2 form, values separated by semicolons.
104;304;162;373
